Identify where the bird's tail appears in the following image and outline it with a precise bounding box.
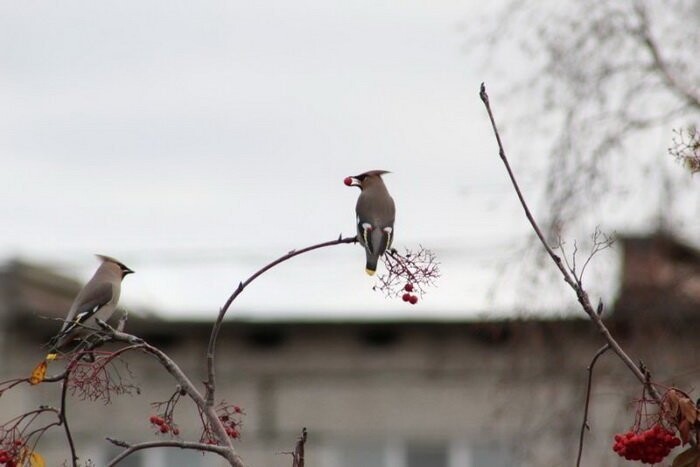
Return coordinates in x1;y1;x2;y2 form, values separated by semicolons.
365;255;379;276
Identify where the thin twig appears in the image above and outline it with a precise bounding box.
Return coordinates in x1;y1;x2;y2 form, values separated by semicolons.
59;367;78;467
292;427;307;467
105;438;230;466
479;82;661;403
576;344;610;467
634;4;700;110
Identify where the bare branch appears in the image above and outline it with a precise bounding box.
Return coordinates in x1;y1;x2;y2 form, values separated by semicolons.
292;427;307;467
479;82;661;403
59;367;78;467
634;4;700;110
576;344;610;467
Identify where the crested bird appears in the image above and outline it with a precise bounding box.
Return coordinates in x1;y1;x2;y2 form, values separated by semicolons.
46;255;134;359
344;170;396;275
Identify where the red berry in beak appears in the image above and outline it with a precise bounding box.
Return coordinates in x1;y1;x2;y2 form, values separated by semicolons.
344;177;353;186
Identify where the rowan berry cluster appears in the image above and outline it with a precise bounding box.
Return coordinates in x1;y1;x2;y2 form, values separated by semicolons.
612;425;680;464
199;402;245;445
0;440;23;466
149;415;180;436
401;283;418;304
219;404;243;440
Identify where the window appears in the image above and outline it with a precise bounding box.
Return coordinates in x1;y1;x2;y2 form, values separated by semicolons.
332;439;517;467
103;446;144;467
471;444;518;467
406;443;448;467
337;443;386;467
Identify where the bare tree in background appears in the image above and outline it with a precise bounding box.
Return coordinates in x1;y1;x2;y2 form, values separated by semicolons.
477;0;700;239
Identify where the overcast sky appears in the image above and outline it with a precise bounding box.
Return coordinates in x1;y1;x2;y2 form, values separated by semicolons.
0;0;638;320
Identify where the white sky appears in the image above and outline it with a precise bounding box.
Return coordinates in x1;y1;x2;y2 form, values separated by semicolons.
0;0;662;320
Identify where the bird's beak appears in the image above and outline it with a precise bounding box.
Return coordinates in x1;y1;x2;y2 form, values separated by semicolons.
344;176;361;187
123;268;135;277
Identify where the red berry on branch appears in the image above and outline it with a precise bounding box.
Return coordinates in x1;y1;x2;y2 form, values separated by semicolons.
233;405;242;414
404;283;414;292
149;415;159;424
160;424;169;433
402;293;410;302
409;295;418;304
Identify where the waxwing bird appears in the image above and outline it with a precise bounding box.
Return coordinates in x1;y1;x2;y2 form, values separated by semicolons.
344;170;396;275
46;255;134;359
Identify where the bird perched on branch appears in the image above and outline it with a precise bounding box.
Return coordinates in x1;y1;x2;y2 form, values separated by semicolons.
344;170;396;275
45;255;134;360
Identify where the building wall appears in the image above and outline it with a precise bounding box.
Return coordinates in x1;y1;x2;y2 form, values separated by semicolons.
2;317;698;467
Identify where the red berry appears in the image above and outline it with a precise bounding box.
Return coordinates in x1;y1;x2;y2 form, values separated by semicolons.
172;427;180;436
155;417;165;425
402;293;410;302
12;440;22;447
149;415;159;424
343;177;353;186
233;405;242;414
160;424;169;433
409;295;418;304
404;283;414;292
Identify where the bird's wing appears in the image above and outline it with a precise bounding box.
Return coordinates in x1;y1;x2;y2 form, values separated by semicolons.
57;282;114;337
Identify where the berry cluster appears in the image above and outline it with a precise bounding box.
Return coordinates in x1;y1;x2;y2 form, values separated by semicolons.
612;425;680;464
401;283;419;305
149;415;180;436
201;403;245;444
0;440;24;466
219;405;243;439
0;452;15;466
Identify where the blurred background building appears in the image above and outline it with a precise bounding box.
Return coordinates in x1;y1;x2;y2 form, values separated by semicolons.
1;232;699;467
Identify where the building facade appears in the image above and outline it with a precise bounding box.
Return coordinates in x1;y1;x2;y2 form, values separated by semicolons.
1;233;699;467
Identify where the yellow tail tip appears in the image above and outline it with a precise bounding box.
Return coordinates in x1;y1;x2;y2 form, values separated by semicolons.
46;353;57;361
365;268;376;276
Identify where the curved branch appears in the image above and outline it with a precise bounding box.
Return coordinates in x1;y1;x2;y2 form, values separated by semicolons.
204;236;358;406
634;5;700;110
479;83;661;403
576;344;610;467
105;439;230;466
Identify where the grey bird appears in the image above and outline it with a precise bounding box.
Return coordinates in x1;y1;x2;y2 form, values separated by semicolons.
46;255;134;359
345;170;396;275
